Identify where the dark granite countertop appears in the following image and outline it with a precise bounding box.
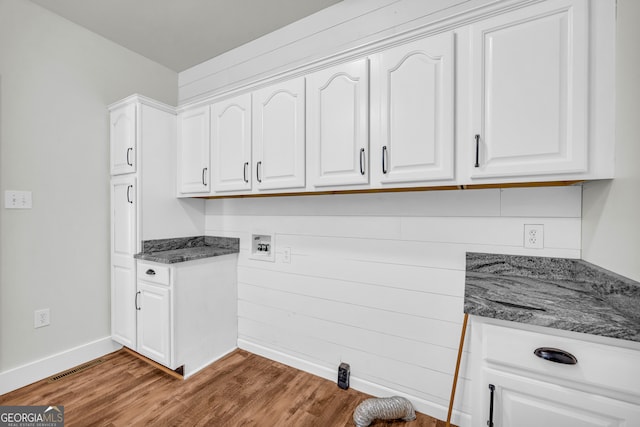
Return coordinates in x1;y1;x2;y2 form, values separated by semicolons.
464;252;640;342
134;236;239;264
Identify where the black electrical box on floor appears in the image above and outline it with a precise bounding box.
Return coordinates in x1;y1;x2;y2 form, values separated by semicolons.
338;362;350;389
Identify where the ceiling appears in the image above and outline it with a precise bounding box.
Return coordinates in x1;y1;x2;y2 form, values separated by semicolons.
30;0;343;72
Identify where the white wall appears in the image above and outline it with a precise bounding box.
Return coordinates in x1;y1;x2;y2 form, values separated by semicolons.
582;0;640;283
205;187;582;423
0;0;176;373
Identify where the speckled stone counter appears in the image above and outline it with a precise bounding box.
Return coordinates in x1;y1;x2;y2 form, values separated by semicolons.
464;252;640;342
134;236;239;264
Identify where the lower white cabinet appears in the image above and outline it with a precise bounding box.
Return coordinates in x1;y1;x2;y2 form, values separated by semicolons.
471;318;640;427
484;369;640;427
136;280;171;367
119;255;238;378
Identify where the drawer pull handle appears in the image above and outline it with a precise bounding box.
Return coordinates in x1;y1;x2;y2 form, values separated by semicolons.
534;347;578;365
488;384;495;427
126;147;133;166
474;134;480;168
202;167;208;186
126;185;133;204
359;148;365;175
382;146;388;174
135;291;141;311
256;161;262;183
146;269;156;276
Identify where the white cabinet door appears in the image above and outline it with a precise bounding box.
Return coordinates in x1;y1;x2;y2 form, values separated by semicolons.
252;77;306;191
211;93;252;192
110;175;137;347
110;103;136;175
483;369;640;427
307;58;369;187
370;32;455;185
137;281;172;367
469;0;588;179
177;105;210;194
111;175;137;257
111;260;136;348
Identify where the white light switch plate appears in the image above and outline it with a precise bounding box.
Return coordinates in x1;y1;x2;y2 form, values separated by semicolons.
5;190;32;209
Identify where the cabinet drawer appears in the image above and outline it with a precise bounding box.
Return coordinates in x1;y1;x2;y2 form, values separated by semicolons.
482;324;640;398
137;262;170;286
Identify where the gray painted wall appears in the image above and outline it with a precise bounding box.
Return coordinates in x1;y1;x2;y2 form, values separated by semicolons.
0;0;177;371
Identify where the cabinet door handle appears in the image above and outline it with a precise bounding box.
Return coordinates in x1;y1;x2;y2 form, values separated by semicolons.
202;167;208;186
382;146;388;174
256;161;262;183
126;185;133;204
243;162;249;183
145;269;156;276
359;148;366;175
474;134;480;168
534;347;578;365
488;384;495;427
135;291;141;311
126;147;133;166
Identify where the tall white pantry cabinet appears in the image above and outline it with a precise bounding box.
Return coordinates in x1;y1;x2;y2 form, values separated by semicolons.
109;95;178;351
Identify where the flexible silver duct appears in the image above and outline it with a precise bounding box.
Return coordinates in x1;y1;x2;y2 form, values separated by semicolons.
353;396;416;427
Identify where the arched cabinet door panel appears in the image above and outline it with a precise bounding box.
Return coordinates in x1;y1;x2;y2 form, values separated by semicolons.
307;58;369;188
211;93;252;193
110;103;136;175
252;77;306;191
370;31;455;186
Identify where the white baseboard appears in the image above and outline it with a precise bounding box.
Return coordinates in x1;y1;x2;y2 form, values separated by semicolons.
0;336;122;396
238;339;471;427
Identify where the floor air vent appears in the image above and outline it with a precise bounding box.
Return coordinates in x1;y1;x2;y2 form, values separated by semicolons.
48;359;104;382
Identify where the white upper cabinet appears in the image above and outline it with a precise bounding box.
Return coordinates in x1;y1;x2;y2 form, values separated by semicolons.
252;77;306;191
172;0;614;197
177;105;210;195
370;32;455;186
110;103;136;175
211;93;252;193
307;58;369;188
468;0;588;180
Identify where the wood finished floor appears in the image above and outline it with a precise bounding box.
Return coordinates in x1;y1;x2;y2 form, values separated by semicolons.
0;349;453;427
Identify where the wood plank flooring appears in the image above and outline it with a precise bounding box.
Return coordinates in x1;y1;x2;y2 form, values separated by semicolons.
0;349;453;427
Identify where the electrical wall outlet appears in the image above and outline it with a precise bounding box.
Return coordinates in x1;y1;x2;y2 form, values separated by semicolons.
524;224;544;249
282;247;291;263
34;308;50;328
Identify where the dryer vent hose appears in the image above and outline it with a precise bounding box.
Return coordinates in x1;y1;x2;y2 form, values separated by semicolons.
353;396;416;427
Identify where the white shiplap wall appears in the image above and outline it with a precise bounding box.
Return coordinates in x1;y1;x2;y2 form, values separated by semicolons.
179;0;506;104
205;186;582;425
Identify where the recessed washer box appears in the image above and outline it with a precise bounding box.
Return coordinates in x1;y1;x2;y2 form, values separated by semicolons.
250;233;275;262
